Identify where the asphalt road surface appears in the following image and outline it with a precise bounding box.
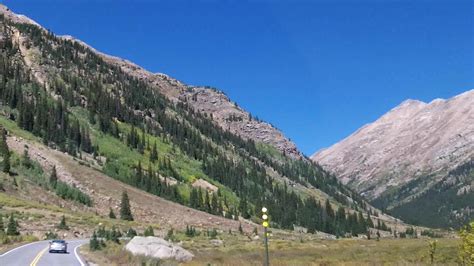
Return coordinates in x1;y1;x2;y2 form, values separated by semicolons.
0;239;88;266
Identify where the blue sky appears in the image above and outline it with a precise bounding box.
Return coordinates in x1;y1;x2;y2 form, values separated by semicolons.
5;0;473;155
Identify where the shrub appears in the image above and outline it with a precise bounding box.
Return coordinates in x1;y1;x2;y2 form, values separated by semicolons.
458;221;474;265
144;226;154;237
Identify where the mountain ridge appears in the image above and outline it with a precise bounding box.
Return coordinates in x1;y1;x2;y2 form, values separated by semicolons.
311;89;474;227
0;4;303;159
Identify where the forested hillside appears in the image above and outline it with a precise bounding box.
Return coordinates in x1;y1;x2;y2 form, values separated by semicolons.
379;160;474;228
0;5;384;236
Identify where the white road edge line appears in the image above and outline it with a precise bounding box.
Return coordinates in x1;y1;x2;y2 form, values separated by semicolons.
0;241;45;257
74;243;86;266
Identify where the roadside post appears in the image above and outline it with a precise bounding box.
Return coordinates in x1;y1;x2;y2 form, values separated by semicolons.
262;207;269;266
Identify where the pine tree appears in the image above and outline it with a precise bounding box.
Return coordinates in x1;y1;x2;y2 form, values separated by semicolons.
49;166;58;188
2;149;10;174
22;148;32;168
238;223;243;234
89;231;100;251
0;213;4;233
57;215;69;230
144;226;155;236
366;212;374;228
0;128;10;174
126;227;137;237
211;193;219;215
205;191;211;213
120;191;134;221
190;188;198;209
150;141;158;162
108;208;116;219
6;215;19;236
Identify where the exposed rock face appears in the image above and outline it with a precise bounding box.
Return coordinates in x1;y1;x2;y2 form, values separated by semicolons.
311;90;474;200
192;178;218;193
179;87;301;158
125;236;194;262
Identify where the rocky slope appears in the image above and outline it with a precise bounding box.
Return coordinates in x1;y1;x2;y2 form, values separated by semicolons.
0;4;301;159
311;90;474;227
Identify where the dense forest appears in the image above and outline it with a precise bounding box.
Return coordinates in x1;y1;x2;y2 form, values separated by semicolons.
387;160;474;229
0;14;377;235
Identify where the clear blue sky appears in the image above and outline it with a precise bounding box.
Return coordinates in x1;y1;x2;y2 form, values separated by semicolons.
5;0;473;155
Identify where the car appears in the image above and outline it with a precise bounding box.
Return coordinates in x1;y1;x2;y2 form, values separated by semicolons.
48;240;68;253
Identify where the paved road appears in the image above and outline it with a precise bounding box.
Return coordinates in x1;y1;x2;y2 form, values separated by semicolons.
0;239;88;266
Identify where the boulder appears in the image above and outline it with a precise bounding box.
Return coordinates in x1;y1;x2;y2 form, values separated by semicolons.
124;236;194;262
210;239;223;246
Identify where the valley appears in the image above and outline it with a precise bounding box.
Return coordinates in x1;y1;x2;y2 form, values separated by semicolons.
0;3;472;266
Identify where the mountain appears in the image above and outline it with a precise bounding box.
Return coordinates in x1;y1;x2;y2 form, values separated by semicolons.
0;4;397;237
311;90;474;228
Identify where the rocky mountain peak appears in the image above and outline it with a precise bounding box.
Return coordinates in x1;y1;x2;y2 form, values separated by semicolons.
311;89;474;199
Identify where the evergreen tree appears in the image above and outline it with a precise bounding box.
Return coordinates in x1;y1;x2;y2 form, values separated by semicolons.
126;227;137;237
2;149;10;174
144;226;155;236
22;148;32;168
108;208;116;219
238;197;250;219
57;215;69;230
211;193;219;215
6;215;19;236
0;129;10;174
190;188;199;209
366;212;374;228
49;166;58;188
150;141;158;162
120;191;134;221
89;231;101;251
0;213;4;233
205;191;211;213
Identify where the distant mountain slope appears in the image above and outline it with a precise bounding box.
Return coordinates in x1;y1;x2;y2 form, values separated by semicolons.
311;90;474;228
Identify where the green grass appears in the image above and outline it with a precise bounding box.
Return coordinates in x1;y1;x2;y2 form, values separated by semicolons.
186;237;460;265
256;142;286;162
0;115;40;142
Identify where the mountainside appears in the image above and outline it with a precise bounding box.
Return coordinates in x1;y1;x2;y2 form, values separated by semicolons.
312;90;474;228
0;4;395;237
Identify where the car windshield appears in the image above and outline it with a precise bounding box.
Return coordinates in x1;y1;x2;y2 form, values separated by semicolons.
52;240;65;243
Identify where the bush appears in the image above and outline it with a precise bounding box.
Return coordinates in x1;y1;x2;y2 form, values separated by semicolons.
55;181;92;206
6;214;19;236
56;215;69;230
89;231;101;251
143;226;154;237
165;228;175;242
45;231;58;240
126;227;137;238
185;225;199;237
208;228;218;239
458;221;474;265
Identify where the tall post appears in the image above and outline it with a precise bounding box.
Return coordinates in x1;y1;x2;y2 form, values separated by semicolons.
262;207;269;266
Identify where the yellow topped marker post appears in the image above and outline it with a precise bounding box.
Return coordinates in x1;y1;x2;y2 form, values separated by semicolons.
262;207;270;266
